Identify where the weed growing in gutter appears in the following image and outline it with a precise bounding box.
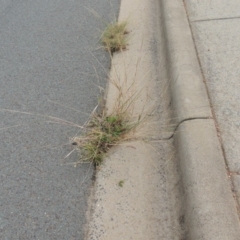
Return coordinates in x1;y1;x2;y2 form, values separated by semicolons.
71;20;141;166
101;21;128;54
72;110;138;166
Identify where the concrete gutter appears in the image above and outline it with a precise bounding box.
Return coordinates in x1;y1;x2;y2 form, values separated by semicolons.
85;0;181;239
161;0;240;239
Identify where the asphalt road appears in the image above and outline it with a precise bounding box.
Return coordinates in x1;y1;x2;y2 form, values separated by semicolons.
0;0;120;239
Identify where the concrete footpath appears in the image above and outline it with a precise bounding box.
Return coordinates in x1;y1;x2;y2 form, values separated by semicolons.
184;0;240;213
86;0;240;239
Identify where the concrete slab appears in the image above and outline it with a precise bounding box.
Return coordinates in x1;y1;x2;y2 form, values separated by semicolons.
105;0;172;140
175;119;240;240
184;0;240;21
190;19;240;172
160;0;212;125
86;140;184;240
161;0;240;239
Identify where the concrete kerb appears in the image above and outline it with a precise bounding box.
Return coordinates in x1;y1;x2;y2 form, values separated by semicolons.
160;0;240;239
160;0;212;124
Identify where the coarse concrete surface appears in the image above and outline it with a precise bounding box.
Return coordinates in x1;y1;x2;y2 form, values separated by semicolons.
175;119;240;239
184;0;240;21
86;140;184;240
160;0;212;125
184;0;240;210
160;0;240;238
0;0;120;239
86;0;240;239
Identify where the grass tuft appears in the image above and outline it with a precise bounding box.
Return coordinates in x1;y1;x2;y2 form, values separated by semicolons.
101;21;128;54
71;20;142;166
72;110;136;166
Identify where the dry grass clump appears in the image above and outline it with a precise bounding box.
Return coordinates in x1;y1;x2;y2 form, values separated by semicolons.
101;21;128;54
72;111;136;166
71;20;135;166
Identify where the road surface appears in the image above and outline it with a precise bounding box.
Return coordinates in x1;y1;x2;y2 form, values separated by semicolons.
0;0;120;239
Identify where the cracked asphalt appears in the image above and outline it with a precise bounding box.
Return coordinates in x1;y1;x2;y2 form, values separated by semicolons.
0;0;120;239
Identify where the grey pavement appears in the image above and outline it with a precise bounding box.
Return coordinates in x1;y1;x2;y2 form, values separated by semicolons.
0;0;119;239
184;0;240;209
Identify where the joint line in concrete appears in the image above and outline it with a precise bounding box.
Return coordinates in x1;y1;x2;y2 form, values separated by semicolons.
192;16;240;23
